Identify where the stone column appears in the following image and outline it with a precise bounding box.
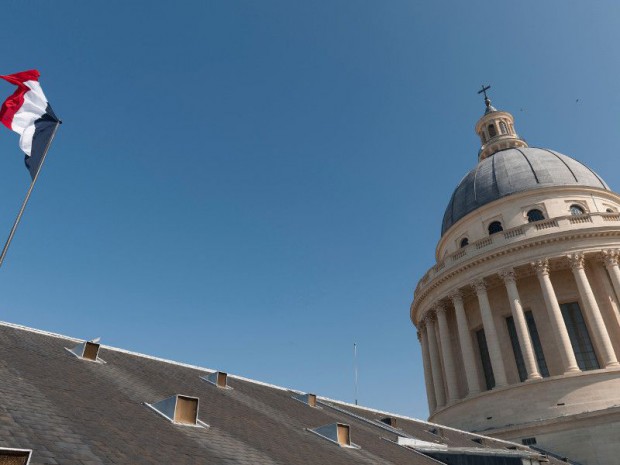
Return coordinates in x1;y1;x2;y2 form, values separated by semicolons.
436;304;459;403
473;279;508;387
418;326;437;413
532;259;580;374
425;312;446;408
500;269;542;380
568;253;620;368
602;250;620;304
450;291;481;395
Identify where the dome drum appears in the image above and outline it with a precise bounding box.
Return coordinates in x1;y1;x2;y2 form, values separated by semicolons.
411;98;620;464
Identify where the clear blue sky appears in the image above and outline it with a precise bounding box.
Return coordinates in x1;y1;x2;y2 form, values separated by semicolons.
0;1;619;419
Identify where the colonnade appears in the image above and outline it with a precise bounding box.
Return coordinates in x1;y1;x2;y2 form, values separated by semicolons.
417;251;620;414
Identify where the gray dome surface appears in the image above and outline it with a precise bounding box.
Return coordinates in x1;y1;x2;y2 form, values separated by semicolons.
442;147;609;236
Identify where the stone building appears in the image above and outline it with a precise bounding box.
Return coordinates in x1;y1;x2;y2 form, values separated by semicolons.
410;94;620;465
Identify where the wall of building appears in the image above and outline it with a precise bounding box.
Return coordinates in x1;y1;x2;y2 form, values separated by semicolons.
494;408;620;465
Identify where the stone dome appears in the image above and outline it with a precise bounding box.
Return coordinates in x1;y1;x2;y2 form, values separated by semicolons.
441;147;609;235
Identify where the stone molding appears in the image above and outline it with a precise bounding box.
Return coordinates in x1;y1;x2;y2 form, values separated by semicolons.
411;229;620;321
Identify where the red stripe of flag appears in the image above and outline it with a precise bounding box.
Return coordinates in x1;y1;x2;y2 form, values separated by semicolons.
0;69;40;131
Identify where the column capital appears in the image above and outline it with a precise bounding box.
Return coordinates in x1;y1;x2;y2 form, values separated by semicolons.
568;252;585;270
424;310;437;324
472;279;487;294
448;290;463;305
499;268;516;284
435;303;448;316
531;258;550;276
601;249;619;267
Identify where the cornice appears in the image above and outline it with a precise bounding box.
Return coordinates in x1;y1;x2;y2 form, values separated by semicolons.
411;228;620;324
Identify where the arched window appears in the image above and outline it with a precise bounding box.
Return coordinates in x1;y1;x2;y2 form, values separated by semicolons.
570;204;585;216
527;209;545;222
499;121;508;134
460;238;469;248
488;221;503;235
606;208;615;213
488;124;497;138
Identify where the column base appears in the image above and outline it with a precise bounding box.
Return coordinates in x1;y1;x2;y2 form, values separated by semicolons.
605;361;620;368
564;367;581;375
526;374;543;381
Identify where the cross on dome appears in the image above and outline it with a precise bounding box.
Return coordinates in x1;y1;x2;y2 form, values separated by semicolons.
477;84;496;114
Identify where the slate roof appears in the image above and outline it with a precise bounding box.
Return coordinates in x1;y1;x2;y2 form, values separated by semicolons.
0;321;568;465
441;147;610;235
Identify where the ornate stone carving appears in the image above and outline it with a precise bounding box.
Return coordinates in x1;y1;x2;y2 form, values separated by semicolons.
531;258;550;275
435;303;447;315
448;290;463;304
471;279;486;294
567;252;585;270
499;268;516;284
424;310;437;324
601;249;619;267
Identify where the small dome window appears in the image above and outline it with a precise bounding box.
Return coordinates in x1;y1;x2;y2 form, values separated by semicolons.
527;209;545;223
606;208;615;213
488;124;497;138
499;121;508;134
570;204;585;216
460;238;469;248
488;221;503;235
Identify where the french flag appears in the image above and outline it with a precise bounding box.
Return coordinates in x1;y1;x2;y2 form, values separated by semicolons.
0;70;60;179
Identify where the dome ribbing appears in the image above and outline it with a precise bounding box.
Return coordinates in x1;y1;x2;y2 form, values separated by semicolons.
441;147;609;236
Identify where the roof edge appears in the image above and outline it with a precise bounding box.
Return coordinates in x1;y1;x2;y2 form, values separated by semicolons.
0;318;495;434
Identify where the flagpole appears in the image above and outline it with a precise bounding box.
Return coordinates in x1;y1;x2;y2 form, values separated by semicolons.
0;121;61;269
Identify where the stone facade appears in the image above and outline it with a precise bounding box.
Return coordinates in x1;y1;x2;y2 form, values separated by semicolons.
410;97;620;465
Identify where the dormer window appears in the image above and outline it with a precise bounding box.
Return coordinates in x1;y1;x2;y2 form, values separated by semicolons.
570;204;585;216
488;124;497;137
527;209;545;222
499;121;508;134
488;221;503;235
460;238;469;248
